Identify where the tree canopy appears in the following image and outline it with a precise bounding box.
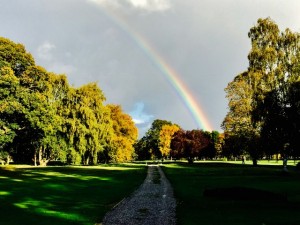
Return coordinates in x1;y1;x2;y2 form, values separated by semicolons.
0;37;137;165
222;18;300;164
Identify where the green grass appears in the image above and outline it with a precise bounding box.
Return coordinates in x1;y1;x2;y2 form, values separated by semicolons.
163;162;300;225
0;164;146;225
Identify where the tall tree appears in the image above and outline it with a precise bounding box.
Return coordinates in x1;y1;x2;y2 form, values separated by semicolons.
0;36;142;166
64;83;112;165
159;124;180;159
0;66;22;163
249;18;300;159
222;72;260;164
105;104;138;163
223;18;300;164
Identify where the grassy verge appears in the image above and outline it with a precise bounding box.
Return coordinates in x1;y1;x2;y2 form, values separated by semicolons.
163;162;300;225
0;163;146;225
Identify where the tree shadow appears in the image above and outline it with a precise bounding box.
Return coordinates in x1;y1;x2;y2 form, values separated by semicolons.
0;165;146;225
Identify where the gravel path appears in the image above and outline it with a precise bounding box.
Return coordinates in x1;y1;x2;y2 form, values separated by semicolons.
100;165;176;225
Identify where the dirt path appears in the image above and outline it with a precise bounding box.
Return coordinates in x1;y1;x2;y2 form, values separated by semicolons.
100;165;176;225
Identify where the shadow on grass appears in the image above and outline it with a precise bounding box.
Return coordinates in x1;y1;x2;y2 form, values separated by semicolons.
162;162;300;225
0;165;146;225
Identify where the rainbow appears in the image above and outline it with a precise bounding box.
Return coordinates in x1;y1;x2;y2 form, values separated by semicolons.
102;8;213;131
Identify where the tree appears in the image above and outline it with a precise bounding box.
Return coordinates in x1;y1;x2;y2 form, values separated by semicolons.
0;37;35;76
20;66;65;166
223;18;300;164
159;124;180;159
200;131;219;159
170;129;211;163
1;36;142;166
63;83;112;165
249;18;300;160
0;38;66;165
222;72;261;164
170;129;186;159
135;119;173;160
105;104;138;163
0;67;21;151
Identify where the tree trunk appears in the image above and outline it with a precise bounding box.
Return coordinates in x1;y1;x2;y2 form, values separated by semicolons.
252;158;258;166
34;150;37;166
283;158;288;172
90;150;97;165
38;146;49;166
6;155;10;165
188;157;194;164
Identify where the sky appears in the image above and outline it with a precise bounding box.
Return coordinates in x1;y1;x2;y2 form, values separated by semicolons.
1;0;300;137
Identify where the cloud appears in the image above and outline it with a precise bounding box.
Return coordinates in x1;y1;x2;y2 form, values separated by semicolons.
127;0;171;11
35;41;77;77
129;102;154;137
2;0;300;137
37;41;56;60
48;63;77;75
133;118;146;125
87;0;171;11
130;102;154;125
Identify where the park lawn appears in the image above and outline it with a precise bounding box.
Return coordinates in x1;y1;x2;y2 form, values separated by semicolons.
163;162;300;225
0;164;146;225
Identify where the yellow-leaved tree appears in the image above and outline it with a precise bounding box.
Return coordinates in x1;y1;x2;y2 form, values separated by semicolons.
107;104;138;163
159;124;180;159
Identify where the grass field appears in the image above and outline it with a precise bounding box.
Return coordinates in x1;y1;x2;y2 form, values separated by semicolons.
0;164;146;225
163;162;300;225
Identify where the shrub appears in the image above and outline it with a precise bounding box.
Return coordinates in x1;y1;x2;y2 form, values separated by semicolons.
67;148;82;165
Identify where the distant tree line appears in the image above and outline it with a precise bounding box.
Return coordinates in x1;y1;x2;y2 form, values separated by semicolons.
135;119;223;162
222;18;300;165
0;37;138;166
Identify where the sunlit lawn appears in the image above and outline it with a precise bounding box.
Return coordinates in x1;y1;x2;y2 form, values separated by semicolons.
0;164;146;225
163;162;300;225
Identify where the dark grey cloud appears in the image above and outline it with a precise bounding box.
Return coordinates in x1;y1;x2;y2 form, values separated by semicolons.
1;0;299;137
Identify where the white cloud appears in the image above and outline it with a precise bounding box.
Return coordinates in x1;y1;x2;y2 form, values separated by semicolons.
130;102;153;125
87;0;120;8
129;102;154;137
35;41;76;76
127;0;171;11
37;41;56;60
87;0;171;11
133;118;145;125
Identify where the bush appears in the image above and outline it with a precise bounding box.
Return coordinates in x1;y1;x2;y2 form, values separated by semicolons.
67;148;82;165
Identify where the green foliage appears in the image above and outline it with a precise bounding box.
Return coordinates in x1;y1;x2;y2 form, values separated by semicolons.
137;119;219;162
0;37;138;165
63;83;113;165
0;37;35;76
135;119;174;160
223;18;300;164
67;148;82;165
